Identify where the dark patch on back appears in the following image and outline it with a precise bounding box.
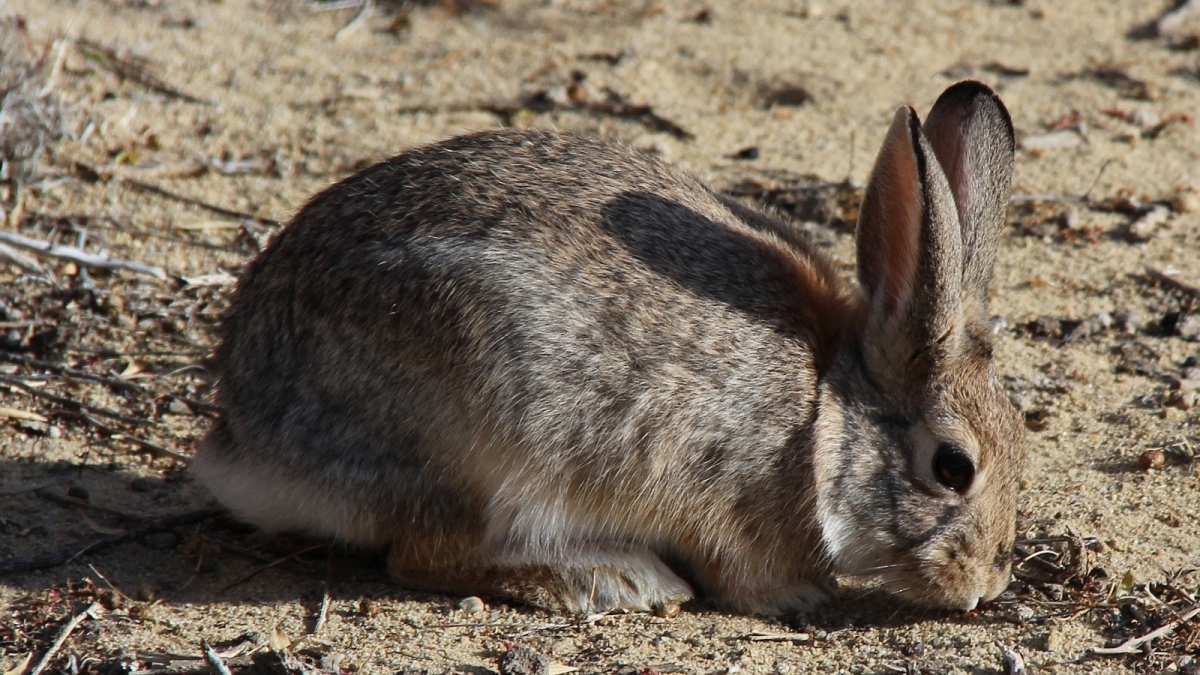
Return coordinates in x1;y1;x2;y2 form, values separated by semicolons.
600;192;808;338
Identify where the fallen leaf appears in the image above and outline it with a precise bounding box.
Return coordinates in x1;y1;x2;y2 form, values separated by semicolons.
269;625;292;651
1107;570;1135;603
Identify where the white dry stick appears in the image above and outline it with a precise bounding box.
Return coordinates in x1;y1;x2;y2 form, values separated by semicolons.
996;643;1026;675
0;242;48;275
312;583;331;634
200;640;234;675
38;38;72;99
28;602;103;675
308;0;366;10
0;230;166;280
746;632;813;643
335;0;374;41
1092;603;1200;655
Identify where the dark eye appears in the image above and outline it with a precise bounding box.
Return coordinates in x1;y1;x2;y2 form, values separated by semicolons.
933;443;975;493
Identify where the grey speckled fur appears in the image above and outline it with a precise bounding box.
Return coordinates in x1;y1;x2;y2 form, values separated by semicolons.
193;80;1026;616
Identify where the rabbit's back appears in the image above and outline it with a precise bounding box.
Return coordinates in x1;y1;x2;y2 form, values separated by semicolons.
200;129;851;551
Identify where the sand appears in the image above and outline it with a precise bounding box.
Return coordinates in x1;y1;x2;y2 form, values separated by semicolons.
1;1;1198;674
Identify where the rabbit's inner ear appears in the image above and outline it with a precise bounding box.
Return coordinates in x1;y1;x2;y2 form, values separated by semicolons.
921;81;1016;303
855;105;924;319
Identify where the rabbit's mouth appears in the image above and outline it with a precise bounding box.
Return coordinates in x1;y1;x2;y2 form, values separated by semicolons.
870;546;1010;611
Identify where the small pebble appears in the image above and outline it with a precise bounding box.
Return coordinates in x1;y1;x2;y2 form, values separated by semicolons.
1024;409;1051;431
1006;604;1035;624
1139;449;1166;470
731;146;760;160
498;645;549;675
46;425;61;438
1125;205;1170;242
1060;207;1080;229
1172;191;1200;214
1162;389;1194;409
544;86;569;106
1115;310;1143;333
458;596;485;613
1175;314;1200;340
1171;377;1200;392
1062;312;1112;343
167;399;193;415
566;82;588;104
654;601;681;618
16;419;49;435
1131;108;1160;128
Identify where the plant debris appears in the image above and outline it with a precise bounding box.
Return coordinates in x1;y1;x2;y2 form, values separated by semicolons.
724;176;863;231
396;88;693;140
0;18;72;186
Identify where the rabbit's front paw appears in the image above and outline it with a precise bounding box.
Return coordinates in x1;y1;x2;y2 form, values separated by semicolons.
542;547;695;614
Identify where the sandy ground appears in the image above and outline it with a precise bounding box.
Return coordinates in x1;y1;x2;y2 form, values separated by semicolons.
1;1;1199;674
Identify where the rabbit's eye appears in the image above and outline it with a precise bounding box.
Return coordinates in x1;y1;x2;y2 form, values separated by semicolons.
933;443;974;493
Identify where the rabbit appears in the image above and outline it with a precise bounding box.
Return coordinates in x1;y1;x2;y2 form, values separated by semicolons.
192;80;1026;616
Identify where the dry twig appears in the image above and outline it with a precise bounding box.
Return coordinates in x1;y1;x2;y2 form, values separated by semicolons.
1092;603;1200;655
312;582;331;634
0;373;159;426
200;640;234;675
79;411;191;462
117;177;282;226
335;0;374;41
0;351;221;414
397;90;693;140
74;38;206;104
27;602;102;675
0;507;225;576
0;242;48;275
36;489;147;523
0;230;167;279
1145;266;1200;298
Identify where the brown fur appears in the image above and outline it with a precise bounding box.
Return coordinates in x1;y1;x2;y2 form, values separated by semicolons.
193;81;1026;615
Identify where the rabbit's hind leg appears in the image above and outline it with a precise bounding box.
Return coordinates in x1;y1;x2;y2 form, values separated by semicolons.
387;535;694;615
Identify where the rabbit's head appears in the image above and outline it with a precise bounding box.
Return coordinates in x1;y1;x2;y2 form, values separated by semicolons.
814;81;1025;610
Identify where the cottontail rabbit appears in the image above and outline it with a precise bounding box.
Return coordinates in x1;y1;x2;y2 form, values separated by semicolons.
194;80;1025;615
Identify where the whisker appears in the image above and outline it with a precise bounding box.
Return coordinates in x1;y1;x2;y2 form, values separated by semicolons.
840;565;916;578
849;563;905;574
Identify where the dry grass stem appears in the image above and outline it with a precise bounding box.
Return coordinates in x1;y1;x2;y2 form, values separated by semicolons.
1092;603;1200;655
0;230;167;279
26;602;102;675
200;640;234;675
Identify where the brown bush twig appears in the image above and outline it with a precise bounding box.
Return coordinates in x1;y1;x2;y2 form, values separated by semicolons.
0;507;225;576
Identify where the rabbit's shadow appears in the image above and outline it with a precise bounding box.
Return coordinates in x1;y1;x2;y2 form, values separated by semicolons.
600;191;838;331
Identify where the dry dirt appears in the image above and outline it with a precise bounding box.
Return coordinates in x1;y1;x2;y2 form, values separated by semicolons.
2;1;1199;674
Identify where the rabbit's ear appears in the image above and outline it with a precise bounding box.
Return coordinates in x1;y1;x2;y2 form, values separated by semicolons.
922;81;1015;309
855;105;964;365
